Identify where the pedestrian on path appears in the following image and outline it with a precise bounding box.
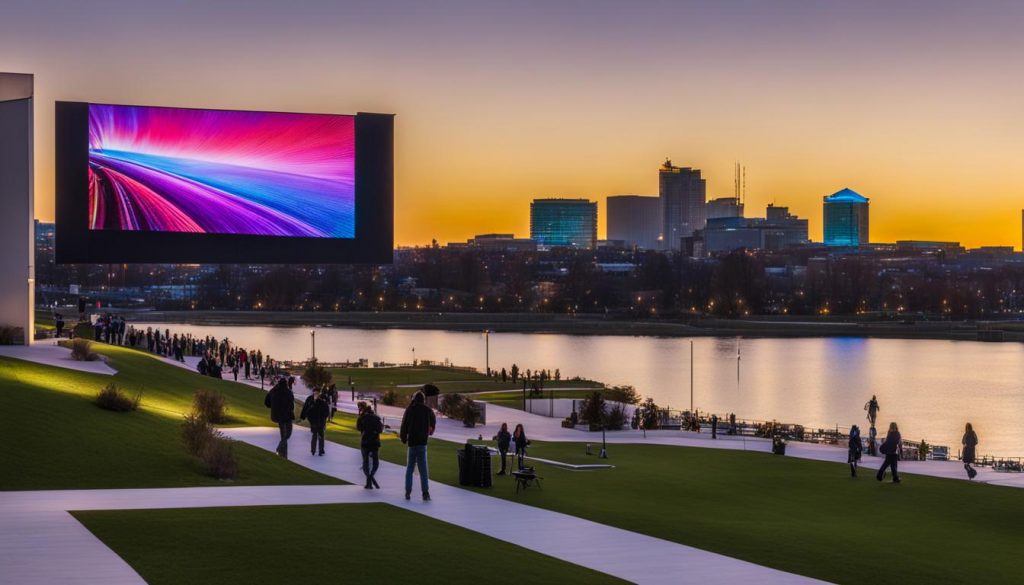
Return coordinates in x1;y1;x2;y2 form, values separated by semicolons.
265;378;295;459
962;423;978;480
300;387;330;456
494;422;512;475
357;405;384;489
328;383;338;422
400;390;436;501
848;425;863;477
876;422;902;483
513;423;530;470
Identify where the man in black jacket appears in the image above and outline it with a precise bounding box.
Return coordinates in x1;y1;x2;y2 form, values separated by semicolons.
299;387;331;456
264;379;296;459
400;390;436;501
357;406;385;489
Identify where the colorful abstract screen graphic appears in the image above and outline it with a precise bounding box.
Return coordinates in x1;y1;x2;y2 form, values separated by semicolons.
87;104;355;238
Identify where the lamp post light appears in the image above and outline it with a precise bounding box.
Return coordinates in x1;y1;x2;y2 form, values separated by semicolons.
412;346;416;366
310;329;316;361
689;339;694;415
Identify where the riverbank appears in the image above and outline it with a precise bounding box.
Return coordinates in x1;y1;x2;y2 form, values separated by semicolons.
120;309;1024;341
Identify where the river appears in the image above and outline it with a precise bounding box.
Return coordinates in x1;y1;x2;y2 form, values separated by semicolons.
137;322;1024;457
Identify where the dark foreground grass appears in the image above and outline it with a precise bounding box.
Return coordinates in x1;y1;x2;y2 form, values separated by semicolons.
323;415;1024;585
0;345;340;490
74;503;626;585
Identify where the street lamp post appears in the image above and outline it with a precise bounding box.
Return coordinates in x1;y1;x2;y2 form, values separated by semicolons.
310;329;316;361
412;346;416;366
689;339;694;414
484;329;491;376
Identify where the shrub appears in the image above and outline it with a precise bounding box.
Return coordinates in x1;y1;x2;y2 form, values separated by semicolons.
192;389;227;423
200;437;238;480
0;325;23;345
301;358;333;389
639;397;661;430
605;404;626;430
94;383;141;412
381;389;401;406
70;338;98;361
439;392;466;418
605;385;641;405
182;413;217;457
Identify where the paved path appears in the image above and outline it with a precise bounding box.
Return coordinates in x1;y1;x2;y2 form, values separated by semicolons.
161;354;1024;488
0;341;117;375
224;427;824;584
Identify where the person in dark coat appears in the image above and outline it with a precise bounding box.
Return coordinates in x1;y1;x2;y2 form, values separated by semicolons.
512;423;529;470
400;390;436;501
327;383;338;422
876;422;902;483
962;422;978;480
493;422;512;475
299;387;330;456
848;425;863;477
264;379;295;459
357;406;384;489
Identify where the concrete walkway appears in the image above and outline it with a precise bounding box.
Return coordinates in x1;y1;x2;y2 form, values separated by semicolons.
224;427;824;584
160;353;1024;488
0;341;117;376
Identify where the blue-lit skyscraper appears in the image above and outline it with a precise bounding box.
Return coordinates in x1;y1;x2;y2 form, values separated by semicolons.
823;188;869;246
530;198;598;248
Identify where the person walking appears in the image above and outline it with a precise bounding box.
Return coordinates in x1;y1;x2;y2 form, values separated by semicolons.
512;423;529;470
264;379;295;459
962;423;979;480
327;383;338;422
494;422;512;475
865;395;880;427
848;425;863;477
399;390;436;501
357;405;384;489
299;387;330;456
876;422;902;483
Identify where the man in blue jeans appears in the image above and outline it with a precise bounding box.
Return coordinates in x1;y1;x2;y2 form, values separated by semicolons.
400;390;437;501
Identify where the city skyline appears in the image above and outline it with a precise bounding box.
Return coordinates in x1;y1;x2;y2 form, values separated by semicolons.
3;1;1024;248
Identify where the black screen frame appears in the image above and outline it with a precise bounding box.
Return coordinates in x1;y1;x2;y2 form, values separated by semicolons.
55;101;393;264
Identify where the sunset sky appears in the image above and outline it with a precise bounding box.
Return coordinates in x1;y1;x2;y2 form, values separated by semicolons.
3;0;1022;248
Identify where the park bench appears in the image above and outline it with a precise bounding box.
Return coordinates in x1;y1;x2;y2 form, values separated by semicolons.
511;467;543;494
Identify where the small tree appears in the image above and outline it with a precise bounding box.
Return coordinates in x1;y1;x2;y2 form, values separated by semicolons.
639;397;661;430
554;368;561;381
439;392;467;418
579;391;607;427
605;385;641;405
301;358;333;389
510;364;519;382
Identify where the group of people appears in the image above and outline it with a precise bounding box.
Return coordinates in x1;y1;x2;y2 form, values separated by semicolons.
847;395;980;482
493;422;530;475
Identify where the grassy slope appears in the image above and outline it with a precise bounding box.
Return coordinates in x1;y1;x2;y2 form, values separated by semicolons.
329;365;602;396
74;504;626;585
323;415;1024;585
0;343;340;490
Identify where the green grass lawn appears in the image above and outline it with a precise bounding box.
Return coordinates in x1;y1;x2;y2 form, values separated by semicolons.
0;343;340;490
74;503;626;585
321;415;1024;584
329;365;602;396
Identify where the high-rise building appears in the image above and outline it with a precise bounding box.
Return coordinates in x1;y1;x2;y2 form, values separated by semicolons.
530;198;598;249
659;160;706;250
706;197;744;220
823;188;869;246
606;195;661;249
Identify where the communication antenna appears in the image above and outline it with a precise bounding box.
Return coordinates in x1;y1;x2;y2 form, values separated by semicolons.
742;166;747;205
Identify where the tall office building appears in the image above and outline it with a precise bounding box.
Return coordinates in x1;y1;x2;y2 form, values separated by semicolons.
607;195;660;249
659;160;706;250
706;197;744;220
823;188;869;246
530;198;598;249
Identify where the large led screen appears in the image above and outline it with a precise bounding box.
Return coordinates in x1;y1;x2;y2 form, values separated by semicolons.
88;104;355;238
56;102;393;264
